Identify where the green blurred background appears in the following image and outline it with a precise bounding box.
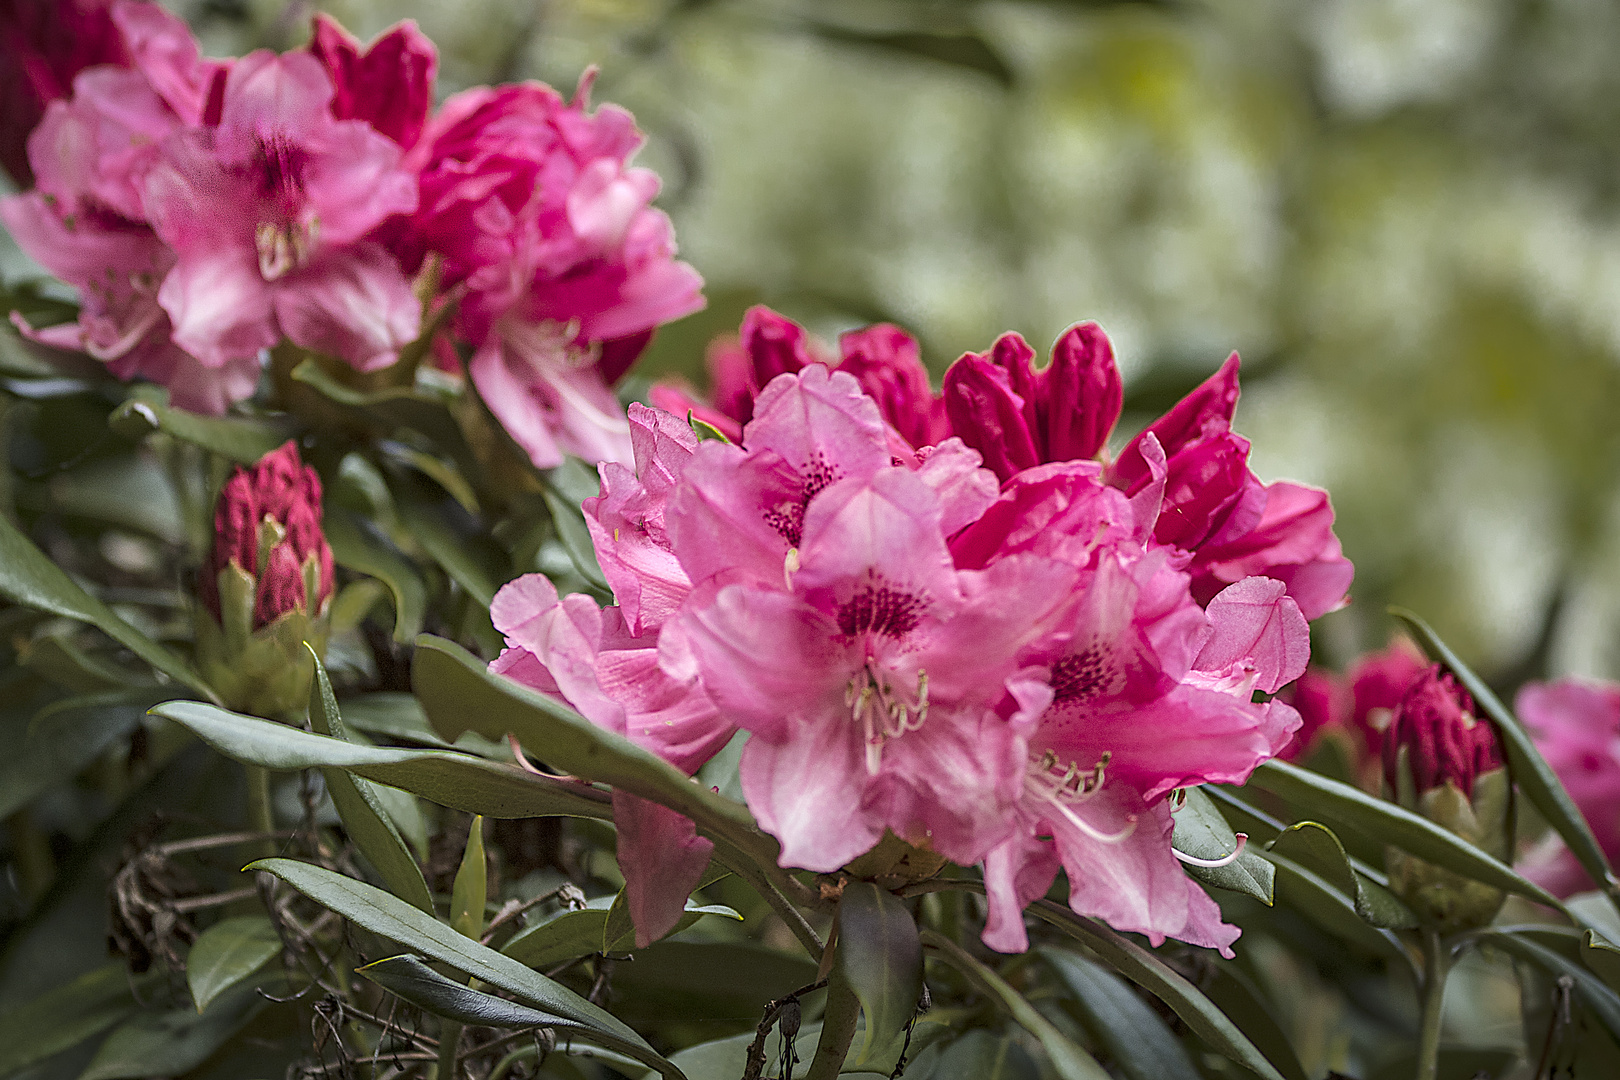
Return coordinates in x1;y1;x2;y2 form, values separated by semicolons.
10;0;1620;680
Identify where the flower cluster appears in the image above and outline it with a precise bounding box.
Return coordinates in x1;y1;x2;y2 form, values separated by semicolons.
0;2;700;465
493;312;1353;953
1518;677;1620;897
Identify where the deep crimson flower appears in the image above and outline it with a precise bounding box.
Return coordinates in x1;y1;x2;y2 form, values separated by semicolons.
403;75;702;468
1383;665;1501;800
306;14;435;151
0;0;128;187
200;441;333;629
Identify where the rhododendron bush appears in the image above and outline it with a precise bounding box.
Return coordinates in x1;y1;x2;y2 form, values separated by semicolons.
3;6;1620;1080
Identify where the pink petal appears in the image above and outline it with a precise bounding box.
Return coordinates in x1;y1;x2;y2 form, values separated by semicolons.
157;247;277;367
666;443;802;585
585;461;691;636
218;49;333;131
111;0;227;125
611;791;713;948
1194;576;1310;693
909;438;1000;536
980;829;1063;953
739;719;883;873
743;365;892;487
1051;793;1190;948
469;337;563;469
1043;322;1123;462
274;244;420;371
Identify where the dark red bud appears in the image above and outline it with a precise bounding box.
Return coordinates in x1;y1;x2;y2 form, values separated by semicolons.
1383;665;1503;798
307;13;437;150
837;323;945;449
1042;322;1123;462
0;0;128;187
942;353;1039;482
200;442;333;628
741;305;813;386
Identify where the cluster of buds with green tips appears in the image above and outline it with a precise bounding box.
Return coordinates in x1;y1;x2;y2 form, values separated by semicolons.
1382;664;1512;931
196;442;334;719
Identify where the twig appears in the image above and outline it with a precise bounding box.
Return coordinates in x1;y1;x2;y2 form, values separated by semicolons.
742;980;826;1080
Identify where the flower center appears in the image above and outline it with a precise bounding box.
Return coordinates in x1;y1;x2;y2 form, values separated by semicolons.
836;577;926;639
255;220;318;281
846;664;928;775
1023;750;1137;843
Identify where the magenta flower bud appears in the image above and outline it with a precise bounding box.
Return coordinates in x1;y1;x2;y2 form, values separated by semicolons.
942;347;1040;481
307;13;437;150
1382;664;1512;930
196;442;334;718
1043;322;1123;462
1151;431;1262;550
741;304;814;386
837;323;947;450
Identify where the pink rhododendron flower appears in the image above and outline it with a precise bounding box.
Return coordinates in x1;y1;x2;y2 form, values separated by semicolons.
488;572;730;945
1517;678;1620;898
143;49;420;372
650;305;947;451
404;75;703;469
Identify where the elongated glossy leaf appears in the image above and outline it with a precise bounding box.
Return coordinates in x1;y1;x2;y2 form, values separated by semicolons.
1;688;169;818
394;489;507;606
1267;822;1418;929
925;1030;1040;1080
358;955;686;1080
1173;786;1274;904
185;915;281;1013
77;978;267;1080
1193;961;1311;1080
920;929;1107;1080
503;896;741;970
1041;949;1200;1080
452;816;488;939
836;882;923;1066
248;858;653;1045
0;964;157;1076
0;512;217;700
306;650;434;913
1249;759;1563;910
1023;898;1288;1080
325;508;426;643
108;392;295;463
151;700;611;821
1585;931;1620;992
1261;850;1408;960
1393;607;1620;901
411;636;763;852
1482;931;1620;1046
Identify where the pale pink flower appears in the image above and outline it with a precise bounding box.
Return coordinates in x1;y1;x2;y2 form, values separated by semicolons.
405;76;703;469
142;49;420;373
1517;677;1620;898
489;573;731;945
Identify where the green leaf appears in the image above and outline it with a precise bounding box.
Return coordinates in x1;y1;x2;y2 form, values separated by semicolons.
77;978;267;1080
1267;822;1418;929
0;512;218;701
836;882;923;1066
325;508;426;643
1393;607;1620;902
357;955;687;1080
0;964;156;1076
246;857;651;1045
108;390;296;463
185;916;282;1013
919;929;1107;1080
1191;961;1311;1080
1585;930;1620;992
306;648;434;913
923;1031;1040;1080
452;816;488;939
1172;786;1274;904
540;461;609;591
1022;897;1289;1080
394;486;507;606
1040;949;1201;1080
686;411;733;443
1261;850;1408;960
411;636;763;851
502;895;741;970
1247;759;1564;911
150;700;612;821
1480;931;1620;1046
287;357;478;478
0;688;169;818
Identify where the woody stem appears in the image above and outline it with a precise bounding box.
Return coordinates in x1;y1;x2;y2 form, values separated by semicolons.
243;764;276;862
